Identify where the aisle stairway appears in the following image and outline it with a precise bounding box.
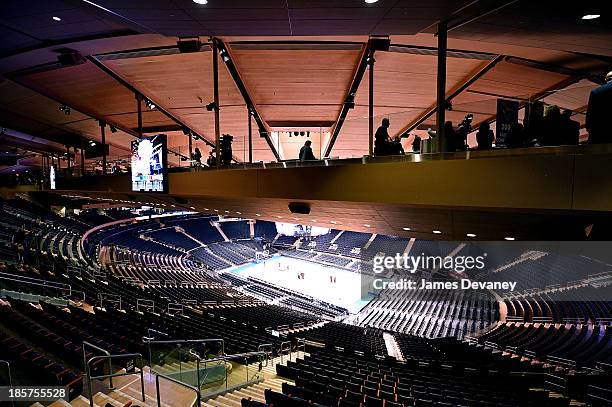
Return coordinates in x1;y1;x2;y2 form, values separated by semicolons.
34;352;301;407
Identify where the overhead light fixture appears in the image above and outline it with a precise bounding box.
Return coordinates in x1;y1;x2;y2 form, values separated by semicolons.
581;14;600;20
365;0;379;3
363;224;371;228
504;236;515;241
109;125;117;133
330;221;337;224
433;230;442;234
206;102;216;111
255;213;261;216
193;0;208;4
52;16;62;21
145;99;156;110
402;227;411;231
466;233;476;238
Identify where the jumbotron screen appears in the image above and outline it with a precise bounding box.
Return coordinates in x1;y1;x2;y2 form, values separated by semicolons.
275;222;330;237
131;134;168;193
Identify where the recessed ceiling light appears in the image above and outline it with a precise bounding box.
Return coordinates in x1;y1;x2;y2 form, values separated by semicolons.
466;233;477;238
330;221;337;224
52;16;61;21
581;14;600;20
402;227;411;231
433;230;442;234
363;224;371;228
255;213;261;216
504;236;515;241
364;0;379;3
193;0;208;4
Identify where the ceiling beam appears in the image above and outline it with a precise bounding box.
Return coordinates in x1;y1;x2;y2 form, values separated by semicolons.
216;38;281;162
8;71;188;161
323;41;371;158
87;55;216;151
394;54;505;137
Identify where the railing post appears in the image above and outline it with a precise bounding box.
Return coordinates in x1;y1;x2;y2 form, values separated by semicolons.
0;361;15;407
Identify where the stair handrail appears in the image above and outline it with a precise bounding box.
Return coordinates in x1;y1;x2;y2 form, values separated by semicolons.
296;338;306;359
258;343;274;367
156;371;201;407
0;360;14;407
82;341;145;407
280;341;292;364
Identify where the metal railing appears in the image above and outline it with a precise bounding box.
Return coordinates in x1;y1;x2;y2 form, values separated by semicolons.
0;360;14;407
143;338;225;374
98;293;122;310
156;372;201;407
257;343;273;367
137;298;155;313
82;341;145;407
280;341;292;364
296;338;306;359
0;271;85;301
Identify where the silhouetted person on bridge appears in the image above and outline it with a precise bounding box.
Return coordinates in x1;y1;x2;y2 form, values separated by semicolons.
560;109;580;145
299;140;316;161
374;118;392;156
475;121;494;150
586;71;612;144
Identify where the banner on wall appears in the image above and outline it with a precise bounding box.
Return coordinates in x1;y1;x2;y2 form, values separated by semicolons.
496;99;520;147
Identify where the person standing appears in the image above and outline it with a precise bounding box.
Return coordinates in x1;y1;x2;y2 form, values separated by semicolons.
586;71;612;145
299;140;316;161
374;118;392;156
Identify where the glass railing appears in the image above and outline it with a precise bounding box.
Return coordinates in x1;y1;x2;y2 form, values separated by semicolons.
143;337;271;399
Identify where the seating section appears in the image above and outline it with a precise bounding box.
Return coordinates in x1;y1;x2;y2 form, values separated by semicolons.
293;322;387;356
504;285;612;324
275;348;554;407
358;283;499;339
221;221;251;240
477;322;612;367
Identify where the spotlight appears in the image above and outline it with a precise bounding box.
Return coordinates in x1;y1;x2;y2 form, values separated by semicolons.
581;14;600;20
193;0;208;4
466;233;476;238
182;127;191;136
433;230;442;234
504;236;515;241
206;102;216;111
365;0;379;3
109;125;117;133
145;99;156;110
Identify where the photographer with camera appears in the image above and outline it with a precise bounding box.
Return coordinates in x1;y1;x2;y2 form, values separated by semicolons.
455;114;473;151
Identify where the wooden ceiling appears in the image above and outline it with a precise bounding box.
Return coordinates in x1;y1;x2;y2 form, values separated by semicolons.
229;46;362;126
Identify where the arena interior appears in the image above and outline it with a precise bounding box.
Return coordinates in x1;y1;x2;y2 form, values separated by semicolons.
0;1;611;407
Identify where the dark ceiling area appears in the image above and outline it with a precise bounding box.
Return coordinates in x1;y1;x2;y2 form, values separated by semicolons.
0;0;610;57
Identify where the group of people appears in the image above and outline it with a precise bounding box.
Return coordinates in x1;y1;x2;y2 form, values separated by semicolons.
370;70;612;156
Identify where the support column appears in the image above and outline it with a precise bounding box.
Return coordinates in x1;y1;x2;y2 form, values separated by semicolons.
188;132;193;166
212;39;221;169
100;121;107;175
80;142;85;176
368;51;375;156
136;94;143;138
66;146;71;173
248;108;253;164
436;21;448;153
